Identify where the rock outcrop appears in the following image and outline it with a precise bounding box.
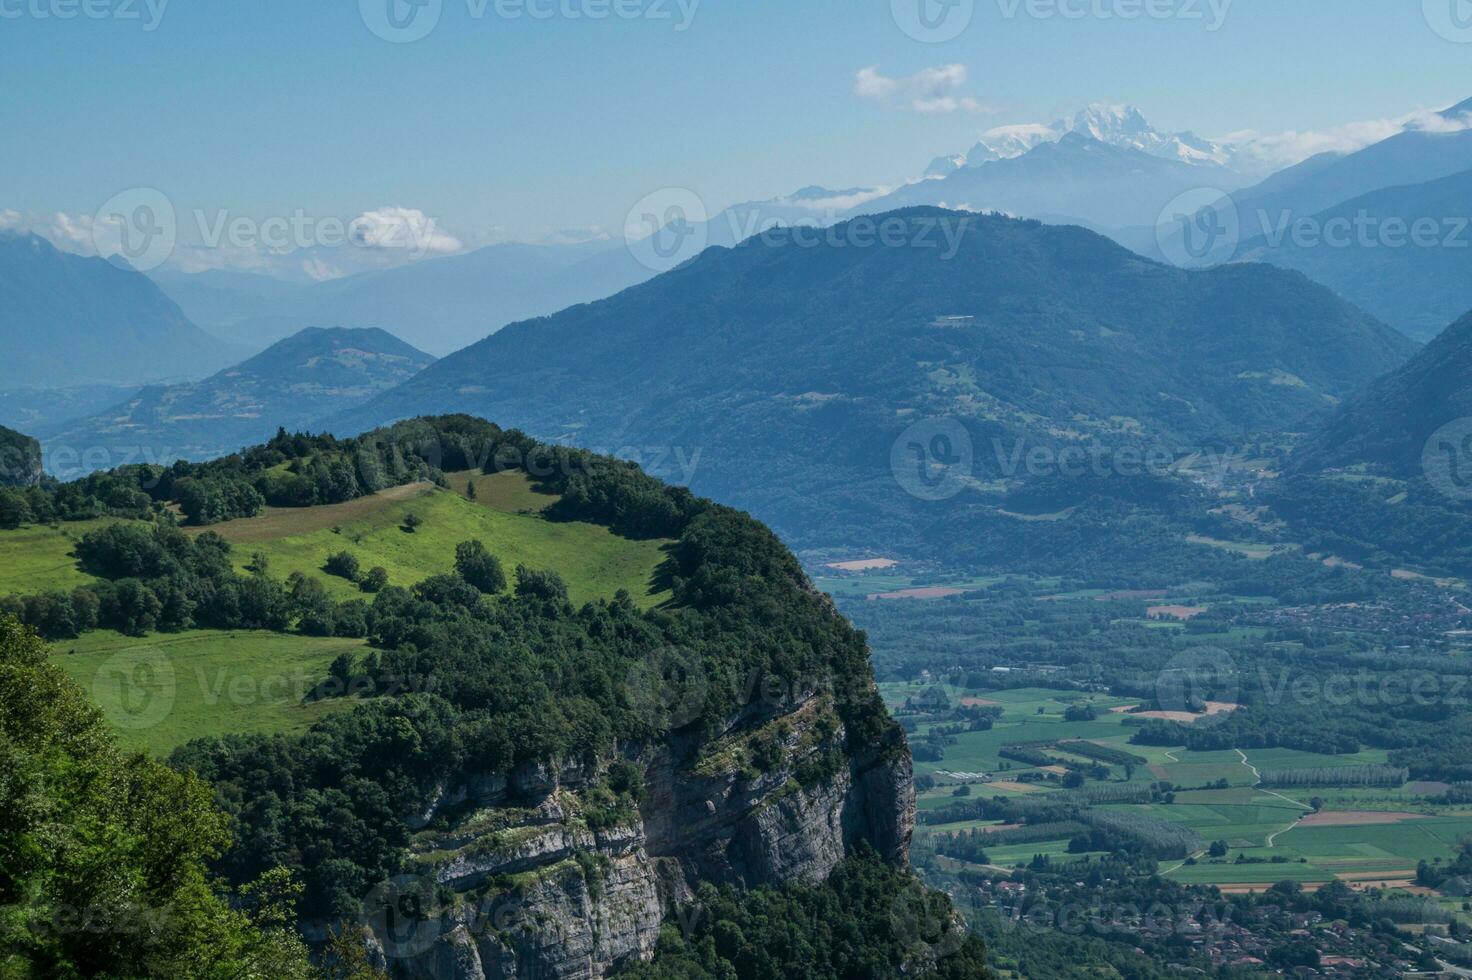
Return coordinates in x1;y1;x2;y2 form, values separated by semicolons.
0;425;41;487
362;691;914;979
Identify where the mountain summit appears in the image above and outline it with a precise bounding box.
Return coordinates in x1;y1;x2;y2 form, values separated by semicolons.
961;103;1234;169
335;208;1413;557
48;326;434;467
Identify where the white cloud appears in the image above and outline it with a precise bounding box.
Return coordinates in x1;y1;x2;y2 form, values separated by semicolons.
854;65;995;116
782;187;895;212
1216;106;1472;173
49;211;98;253
347;206;463;254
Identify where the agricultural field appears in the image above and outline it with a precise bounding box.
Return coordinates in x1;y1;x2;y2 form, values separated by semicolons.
193;477;673;608
901;680;1472;898
49;629;366;755
811;571;1003;601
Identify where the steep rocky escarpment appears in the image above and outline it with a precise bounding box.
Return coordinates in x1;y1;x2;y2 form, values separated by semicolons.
365;692;914;979
158;418;920;980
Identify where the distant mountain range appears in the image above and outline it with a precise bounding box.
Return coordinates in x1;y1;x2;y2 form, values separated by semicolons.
136;104;1284;365
47;327;434;470
1295;311;1472;479
1257;309;1472;576
1121;99;1472;301
0;384;143;439
332;208;1414;559
871;130;1250;231
963;103;1241;170
1235;97;1472;228
150;240;656;357
1239;168;1472;342
0;232;240;388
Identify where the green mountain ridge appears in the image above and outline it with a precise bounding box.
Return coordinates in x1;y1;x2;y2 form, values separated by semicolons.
47;326;435;468
0;416;990;978
1241;168;1472;342
1295;310;1472;477
332;208;1416;561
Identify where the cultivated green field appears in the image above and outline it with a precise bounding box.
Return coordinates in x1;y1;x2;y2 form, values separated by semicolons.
899;679;1472;896
50;629;366;755
811;572;1003;600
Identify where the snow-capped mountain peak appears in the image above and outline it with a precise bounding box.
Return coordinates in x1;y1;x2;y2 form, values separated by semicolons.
955;104;1234;170
923;154;968;178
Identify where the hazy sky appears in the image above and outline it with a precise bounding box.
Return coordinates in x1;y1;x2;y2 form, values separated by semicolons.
3;0;1470;249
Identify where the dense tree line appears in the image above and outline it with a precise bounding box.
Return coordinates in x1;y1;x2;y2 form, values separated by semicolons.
138;418;905;923
0;616;321;977
618;848;990;980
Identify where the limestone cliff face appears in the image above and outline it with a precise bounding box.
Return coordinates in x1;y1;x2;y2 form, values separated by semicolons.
363;693;915;979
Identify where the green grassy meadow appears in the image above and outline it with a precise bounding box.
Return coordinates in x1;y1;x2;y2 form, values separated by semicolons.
0;518;124;595
1;471;677;753
50;629;367;755
191;476;673;609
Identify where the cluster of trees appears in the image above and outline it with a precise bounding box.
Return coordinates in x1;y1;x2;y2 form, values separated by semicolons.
0;615;325;978
1265;475;1472;577
0;522;377;640
620;848;989;980
0;416;516;533
150;420;901;924
1073;809;1202;861
1259;764;1409;788
1058;740;1146;767
1417;839;1472;889
951;859;1423;980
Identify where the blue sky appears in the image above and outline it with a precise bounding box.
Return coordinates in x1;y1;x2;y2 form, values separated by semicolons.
2;0;1470;250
